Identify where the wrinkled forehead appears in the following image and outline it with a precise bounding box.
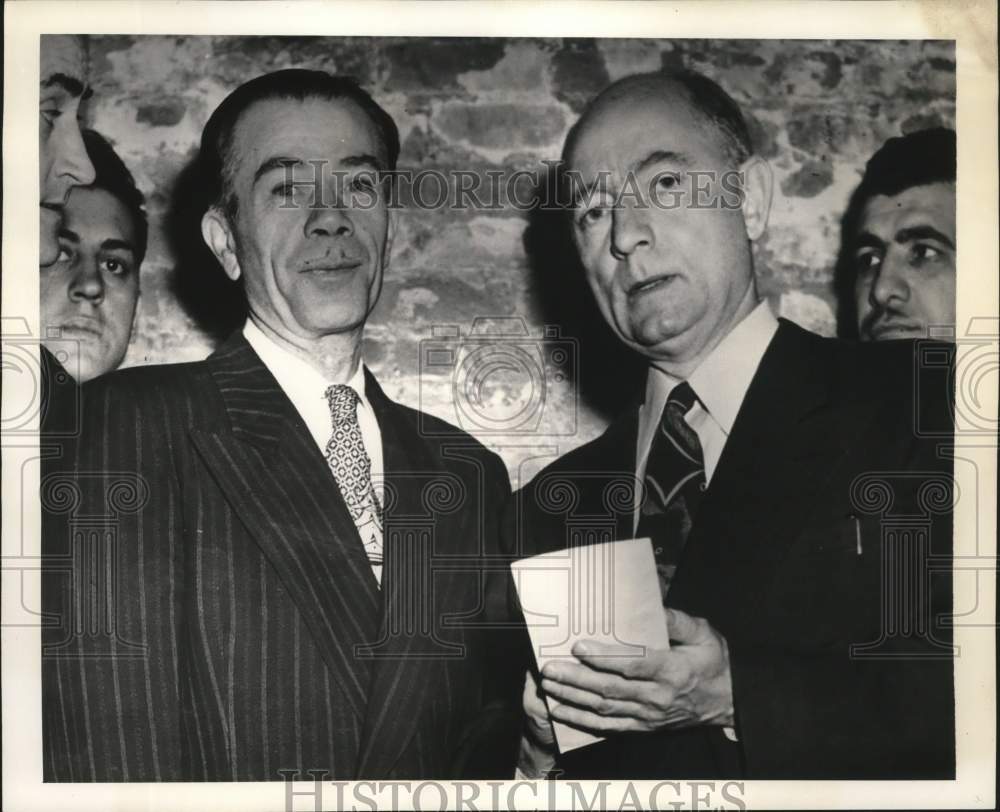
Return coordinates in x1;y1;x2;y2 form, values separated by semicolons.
566;80;726;176
227;95;387;173
41;35;88;87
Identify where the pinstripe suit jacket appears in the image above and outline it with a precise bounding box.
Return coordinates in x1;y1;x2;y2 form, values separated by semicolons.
42;332;516;781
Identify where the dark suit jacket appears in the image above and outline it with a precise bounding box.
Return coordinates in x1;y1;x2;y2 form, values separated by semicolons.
40;345;79;439
511;320;954;779
42;332;517;781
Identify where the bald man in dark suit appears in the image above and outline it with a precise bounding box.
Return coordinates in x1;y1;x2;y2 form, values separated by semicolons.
514;71;954;780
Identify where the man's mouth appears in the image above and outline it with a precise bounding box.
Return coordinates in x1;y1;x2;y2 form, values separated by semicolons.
627;275;676;297
300;259;364;274
868;319;924;340
59;317;103;337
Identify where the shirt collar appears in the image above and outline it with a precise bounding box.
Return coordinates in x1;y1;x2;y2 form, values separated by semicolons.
242;319;371;412
644;299;778;435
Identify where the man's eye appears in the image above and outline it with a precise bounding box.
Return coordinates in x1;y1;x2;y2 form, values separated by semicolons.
101;258;131;276
56;246;72;263
350;174;377;192
271;182;295;198
854;250;882;274
40;109;60;128
656;172;682;189
577;207;608;228
912;244;943;263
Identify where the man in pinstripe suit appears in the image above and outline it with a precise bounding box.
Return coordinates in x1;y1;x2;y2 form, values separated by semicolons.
42;70;519;781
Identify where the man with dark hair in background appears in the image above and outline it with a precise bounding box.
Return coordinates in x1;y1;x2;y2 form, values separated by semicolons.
38;35;96;430
43;69;516;782
513;71;954;780
42;129;146;383
835;127;956;341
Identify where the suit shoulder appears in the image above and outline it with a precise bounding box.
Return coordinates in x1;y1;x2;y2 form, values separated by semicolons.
81;359;220;416
783;321;923;398
523;414;637;497
388;399;509;473
781;323;953;435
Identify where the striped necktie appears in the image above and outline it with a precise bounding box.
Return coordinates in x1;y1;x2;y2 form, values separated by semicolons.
636;381;706;600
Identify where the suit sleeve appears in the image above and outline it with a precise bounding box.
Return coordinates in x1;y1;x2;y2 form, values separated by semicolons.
42;378;185;781
450;449;529;778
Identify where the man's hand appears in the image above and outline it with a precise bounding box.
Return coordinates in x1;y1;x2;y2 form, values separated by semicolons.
540;608;734;734
517;670;558;778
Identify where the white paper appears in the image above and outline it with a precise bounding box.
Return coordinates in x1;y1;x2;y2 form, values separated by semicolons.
511;537;670;753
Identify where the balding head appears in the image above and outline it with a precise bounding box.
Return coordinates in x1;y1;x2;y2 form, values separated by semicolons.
564;71;753;170
560;69;773;375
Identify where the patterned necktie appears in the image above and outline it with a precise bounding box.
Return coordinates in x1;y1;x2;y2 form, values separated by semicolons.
324;384;383;567
636;381;707;600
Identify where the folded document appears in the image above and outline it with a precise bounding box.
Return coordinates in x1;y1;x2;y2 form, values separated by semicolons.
511;538;670;753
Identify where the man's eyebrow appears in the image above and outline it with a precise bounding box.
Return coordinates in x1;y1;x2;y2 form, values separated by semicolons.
100;238;137;254
341;154;382;170
633;149;694;175
852;231;887;251
565;171;613;206
566;150;695;206
252;156;302;186
41;73;91;100
57;227;80;243
895;225;955;249
252;154;388;189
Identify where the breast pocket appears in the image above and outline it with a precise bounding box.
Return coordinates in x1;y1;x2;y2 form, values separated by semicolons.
768;515;882;648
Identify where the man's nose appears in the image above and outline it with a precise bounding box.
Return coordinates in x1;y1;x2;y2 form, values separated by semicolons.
610;202;653;259
869;253;910;309
305;203;354;238
53;118;97;190
68;259;105;304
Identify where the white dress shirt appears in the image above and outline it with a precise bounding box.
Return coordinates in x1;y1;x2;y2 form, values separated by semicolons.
634;300;778;744
634;299;779;527
243;320;385;583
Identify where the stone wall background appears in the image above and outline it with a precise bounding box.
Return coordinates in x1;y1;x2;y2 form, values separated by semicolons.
75;36;955;482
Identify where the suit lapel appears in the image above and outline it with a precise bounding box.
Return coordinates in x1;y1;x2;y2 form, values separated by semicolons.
667;322;863;633
354;372;464;775
187;334;380;723
601;408;642;542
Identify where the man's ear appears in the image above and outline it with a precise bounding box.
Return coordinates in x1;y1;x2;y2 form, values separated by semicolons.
738;155;773;242
201;207;242;281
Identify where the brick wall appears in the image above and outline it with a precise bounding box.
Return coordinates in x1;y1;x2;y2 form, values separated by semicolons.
80;36;955;480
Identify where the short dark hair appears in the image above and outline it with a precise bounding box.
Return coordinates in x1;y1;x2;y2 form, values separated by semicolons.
199;69;400;217
82;129;148;263
564;69;754;168
833;127;956;338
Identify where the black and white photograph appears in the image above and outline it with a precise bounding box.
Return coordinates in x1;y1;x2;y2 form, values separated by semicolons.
3;1;997;810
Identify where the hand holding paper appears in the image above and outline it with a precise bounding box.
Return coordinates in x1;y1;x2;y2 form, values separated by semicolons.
517;670;558;778
512;538;670;752
541;606;736;735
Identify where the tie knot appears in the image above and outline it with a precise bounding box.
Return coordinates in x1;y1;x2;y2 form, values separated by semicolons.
667;381;698;415
325;384;360;425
